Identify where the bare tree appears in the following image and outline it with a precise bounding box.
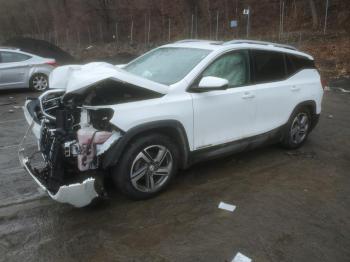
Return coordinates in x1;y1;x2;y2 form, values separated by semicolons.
309;0;319;29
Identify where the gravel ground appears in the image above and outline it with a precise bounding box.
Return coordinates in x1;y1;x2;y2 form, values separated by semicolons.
0;86;349;262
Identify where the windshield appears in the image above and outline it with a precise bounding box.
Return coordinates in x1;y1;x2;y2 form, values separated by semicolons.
124;47;211;85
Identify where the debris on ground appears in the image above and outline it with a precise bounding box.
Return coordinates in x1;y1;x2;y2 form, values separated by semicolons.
0;102;16;106
218;202;236;212
231;252;252;262
328;114;334;119
285;151;316;159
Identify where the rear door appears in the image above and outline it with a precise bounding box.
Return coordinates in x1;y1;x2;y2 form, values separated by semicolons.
250;49;294;135
0;51;31;88
191;50;257;149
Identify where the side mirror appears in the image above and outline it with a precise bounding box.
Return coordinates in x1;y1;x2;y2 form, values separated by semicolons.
194;76;229;92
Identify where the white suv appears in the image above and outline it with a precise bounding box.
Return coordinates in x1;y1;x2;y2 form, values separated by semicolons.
20;40;324;207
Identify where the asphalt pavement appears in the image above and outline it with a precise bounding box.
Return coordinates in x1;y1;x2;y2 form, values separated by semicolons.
0;86;349;262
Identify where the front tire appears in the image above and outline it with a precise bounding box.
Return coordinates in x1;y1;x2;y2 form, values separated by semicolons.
30;73;49;91
282;107;311;149
112;134;179;200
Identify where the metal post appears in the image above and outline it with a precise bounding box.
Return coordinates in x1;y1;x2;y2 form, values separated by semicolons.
115;23;118;46
195;6;198;38
130;19;134;43
246;7;250;38
323;0;329;35
168;18;171;42
66;29;69;45
147;15;151;45
99;23;103;42
281;1;284;37
88;27;92;45
216;11;219;40
209;12;212;39
191;14;194;38
77;31;80;49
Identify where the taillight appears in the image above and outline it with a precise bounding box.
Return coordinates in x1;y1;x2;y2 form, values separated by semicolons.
46;61;58;67
321;76;327;90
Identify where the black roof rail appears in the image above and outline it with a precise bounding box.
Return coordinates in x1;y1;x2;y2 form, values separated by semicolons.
224;40;298;51
175;39;224;45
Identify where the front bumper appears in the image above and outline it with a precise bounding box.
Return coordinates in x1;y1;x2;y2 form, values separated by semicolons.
19;109;100;208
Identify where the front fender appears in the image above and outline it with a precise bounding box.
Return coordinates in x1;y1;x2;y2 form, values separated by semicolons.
102;120;190;169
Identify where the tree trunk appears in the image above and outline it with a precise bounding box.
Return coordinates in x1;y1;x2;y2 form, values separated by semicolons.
309;0;318;29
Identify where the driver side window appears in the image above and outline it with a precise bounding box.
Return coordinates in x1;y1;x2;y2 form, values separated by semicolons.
202;50;250;88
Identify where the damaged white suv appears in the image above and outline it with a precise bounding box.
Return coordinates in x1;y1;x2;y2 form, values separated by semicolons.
20;40;324;207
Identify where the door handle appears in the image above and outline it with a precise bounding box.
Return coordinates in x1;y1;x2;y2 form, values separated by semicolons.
242;92;255;99
291;86;300;91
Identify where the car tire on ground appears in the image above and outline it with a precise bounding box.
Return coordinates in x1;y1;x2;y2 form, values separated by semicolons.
112;133;179;200
29;73;49;91
281;107;312;149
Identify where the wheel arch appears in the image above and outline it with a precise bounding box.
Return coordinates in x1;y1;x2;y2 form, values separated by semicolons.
289;100;319;130
103;120;190;170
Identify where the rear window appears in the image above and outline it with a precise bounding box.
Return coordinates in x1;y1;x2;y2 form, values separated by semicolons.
251;50;286;83
286;54;315;75
0;51;31;63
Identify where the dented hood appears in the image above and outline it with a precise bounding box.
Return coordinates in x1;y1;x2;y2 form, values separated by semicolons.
49;62;168;95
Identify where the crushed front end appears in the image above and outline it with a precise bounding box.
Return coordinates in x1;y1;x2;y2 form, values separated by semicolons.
19;89;122;207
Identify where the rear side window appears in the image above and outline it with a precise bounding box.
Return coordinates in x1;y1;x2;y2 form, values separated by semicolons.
0;52;31;63
286;54;315;75
251;50;286;83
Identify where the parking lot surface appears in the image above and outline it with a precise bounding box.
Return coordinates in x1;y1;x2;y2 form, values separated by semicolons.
0;87;349;262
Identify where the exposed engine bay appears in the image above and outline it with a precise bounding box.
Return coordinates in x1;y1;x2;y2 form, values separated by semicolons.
19;71;164;207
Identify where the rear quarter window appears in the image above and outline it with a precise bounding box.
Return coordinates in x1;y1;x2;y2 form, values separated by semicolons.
251;50;286;83
286;54;315;76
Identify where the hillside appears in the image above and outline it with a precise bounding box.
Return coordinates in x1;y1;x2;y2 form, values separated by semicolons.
0;0;349;78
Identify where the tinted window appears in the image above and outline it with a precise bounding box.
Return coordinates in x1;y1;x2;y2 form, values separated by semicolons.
0;51;31;63
286;54;315;75
251;50;286;83
202;50;250;87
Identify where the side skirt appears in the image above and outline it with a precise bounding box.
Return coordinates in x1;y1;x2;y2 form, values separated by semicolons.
188;125;285;166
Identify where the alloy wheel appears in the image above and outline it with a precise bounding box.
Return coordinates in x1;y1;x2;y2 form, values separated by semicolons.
130;145;173;193
32;75;48;91
290;112;309;144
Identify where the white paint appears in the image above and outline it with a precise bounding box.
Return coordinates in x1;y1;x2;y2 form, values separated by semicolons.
198;76;228;89
50;178;98;208
96;131;122;156
49;62;168;95
218;202;236;212
232;252;252;262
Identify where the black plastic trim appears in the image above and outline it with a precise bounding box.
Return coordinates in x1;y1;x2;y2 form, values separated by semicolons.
189;125;284;165
25;98;41;124
102;120;190;169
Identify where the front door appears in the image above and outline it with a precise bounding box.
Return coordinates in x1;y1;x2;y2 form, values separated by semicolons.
191;50;257;150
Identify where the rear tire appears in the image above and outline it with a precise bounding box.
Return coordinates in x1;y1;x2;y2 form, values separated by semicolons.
112;133;179;200
281;107;312;149
29;73;49;91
